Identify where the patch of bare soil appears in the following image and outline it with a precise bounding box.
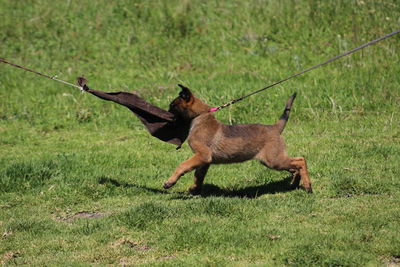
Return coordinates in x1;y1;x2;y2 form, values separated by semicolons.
1;251;20;265
387;256;400;266
109;238;150;251
55;211;107;222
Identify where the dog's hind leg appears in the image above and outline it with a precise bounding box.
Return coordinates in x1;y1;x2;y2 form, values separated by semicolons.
288;157;312;193
260;154;312;193
163;153;210;189
188;164;210;195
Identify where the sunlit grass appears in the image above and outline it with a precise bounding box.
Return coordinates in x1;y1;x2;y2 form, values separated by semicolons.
1;0;399;266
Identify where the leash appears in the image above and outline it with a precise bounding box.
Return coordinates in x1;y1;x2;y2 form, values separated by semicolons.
0;58;83;91
208;29;400;112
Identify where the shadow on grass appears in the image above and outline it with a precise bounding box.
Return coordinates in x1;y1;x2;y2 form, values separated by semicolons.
99;176;298;199
198;176;295;198
98;177;170;195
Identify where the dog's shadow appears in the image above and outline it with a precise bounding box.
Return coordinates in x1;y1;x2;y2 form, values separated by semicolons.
99;176;297;199
98;177;170;195
198;177;295;198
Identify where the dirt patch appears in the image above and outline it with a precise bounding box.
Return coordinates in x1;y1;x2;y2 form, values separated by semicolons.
55;211;107;222
267;234;281;240
1;251;20;265
157;255;177;261
109;238;150;251
2;230;12;240
71;211;106;219
387;256;400;266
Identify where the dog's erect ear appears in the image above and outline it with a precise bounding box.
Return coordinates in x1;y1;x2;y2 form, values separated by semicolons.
178;84;192;102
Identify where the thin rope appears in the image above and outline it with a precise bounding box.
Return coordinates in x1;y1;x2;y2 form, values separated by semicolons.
0;57;83;91
209;29;400;112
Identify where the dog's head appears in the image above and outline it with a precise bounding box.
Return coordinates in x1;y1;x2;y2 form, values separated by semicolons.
169;84;210;120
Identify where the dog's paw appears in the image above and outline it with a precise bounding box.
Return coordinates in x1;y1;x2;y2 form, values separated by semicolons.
305;186;313;194
163;181;175;189
188;185;201;195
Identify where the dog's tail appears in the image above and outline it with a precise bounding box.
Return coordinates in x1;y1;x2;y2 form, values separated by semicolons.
275;93;297;134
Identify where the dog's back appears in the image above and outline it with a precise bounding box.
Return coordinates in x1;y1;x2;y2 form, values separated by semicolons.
188;114;284;164
187;93;297;164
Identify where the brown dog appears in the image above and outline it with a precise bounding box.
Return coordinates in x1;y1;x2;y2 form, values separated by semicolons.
163;85;312;194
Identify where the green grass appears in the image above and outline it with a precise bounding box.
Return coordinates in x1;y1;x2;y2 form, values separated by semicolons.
1;0;400;266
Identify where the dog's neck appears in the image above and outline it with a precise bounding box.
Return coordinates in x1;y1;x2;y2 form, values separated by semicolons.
190;112;218;131
183;96;211;120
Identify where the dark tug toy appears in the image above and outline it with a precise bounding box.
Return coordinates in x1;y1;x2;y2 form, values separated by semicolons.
77;77;190;149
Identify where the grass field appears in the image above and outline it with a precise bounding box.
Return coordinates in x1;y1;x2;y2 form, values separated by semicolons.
1;0;400;266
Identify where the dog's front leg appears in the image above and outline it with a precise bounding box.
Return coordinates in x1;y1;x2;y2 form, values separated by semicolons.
188;164;210;195
163;153;209;189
